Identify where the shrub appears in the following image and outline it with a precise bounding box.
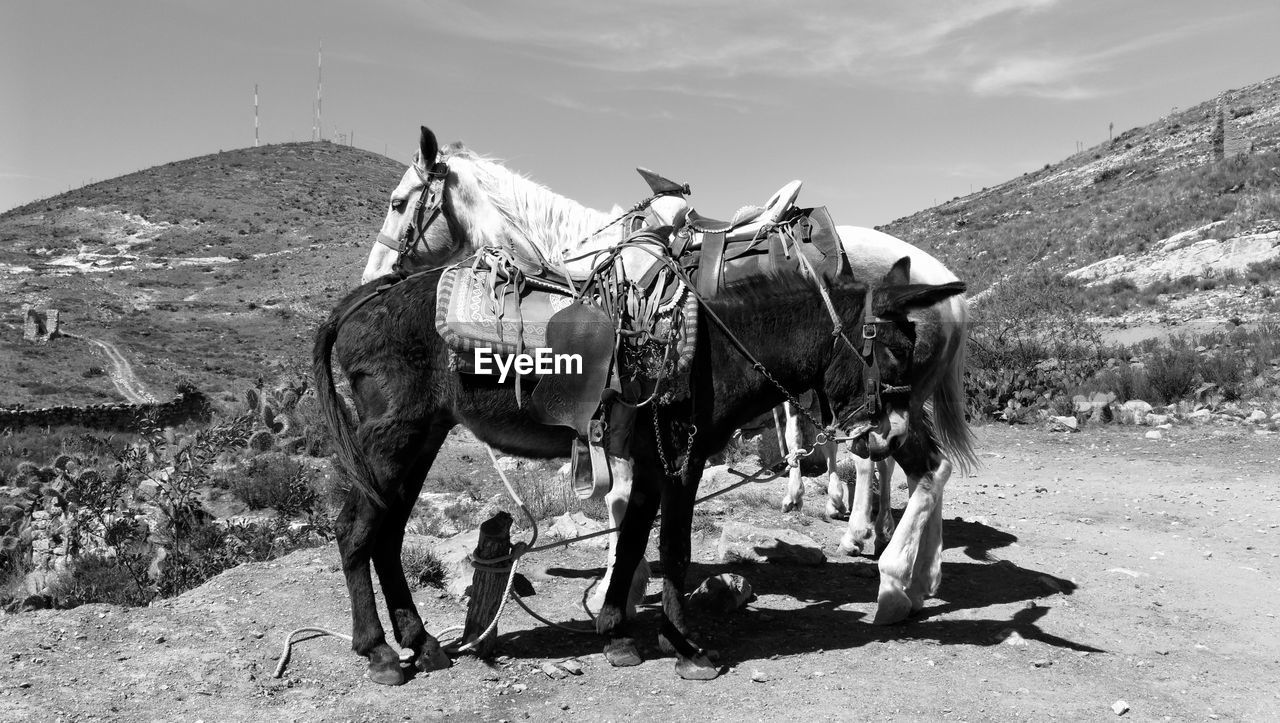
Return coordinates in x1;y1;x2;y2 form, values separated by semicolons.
226;454;321;517
1087;362;1154;403
402;546;446;590
1200;352;1247;400
47;553;151;607
967;270;1104;415
1144;340;1199;404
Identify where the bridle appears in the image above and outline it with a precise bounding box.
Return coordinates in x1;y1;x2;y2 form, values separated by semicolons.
376;157;450;275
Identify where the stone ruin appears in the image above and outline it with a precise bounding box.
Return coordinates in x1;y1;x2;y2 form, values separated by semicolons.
1212;93;1254;160
21;305;61;343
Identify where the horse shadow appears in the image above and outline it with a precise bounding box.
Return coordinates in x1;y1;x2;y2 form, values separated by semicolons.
495;515;1100;667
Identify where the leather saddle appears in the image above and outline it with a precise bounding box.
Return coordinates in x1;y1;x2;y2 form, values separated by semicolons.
437;242;696;499
680;204;845;299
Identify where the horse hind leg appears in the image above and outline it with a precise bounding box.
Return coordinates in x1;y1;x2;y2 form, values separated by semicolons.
338;413;450;686
874;457;898;551
337;491;402;684
369;418;455;679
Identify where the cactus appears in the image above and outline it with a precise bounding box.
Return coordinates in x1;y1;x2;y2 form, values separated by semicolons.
247;430;276;452
245;387;261;414
53;454;73;471
0;535;18;552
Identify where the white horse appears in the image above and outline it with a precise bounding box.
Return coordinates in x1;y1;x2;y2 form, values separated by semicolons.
362;127;974;625
777;227;971;563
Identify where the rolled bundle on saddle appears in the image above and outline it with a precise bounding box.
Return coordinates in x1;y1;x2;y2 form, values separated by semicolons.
436;244;698;499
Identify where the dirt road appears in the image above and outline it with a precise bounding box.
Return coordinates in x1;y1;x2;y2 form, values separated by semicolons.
2;424;1278;721
63;333;158;404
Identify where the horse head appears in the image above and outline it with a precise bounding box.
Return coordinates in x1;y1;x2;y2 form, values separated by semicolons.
846;257;967;461
363;125;632;284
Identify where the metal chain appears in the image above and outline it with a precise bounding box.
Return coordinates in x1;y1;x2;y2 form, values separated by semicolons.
748;360;832;444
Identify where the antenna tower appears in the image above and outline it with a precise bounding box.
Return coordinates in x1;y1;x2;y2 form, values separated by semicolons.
254;83;260;147
313;43;323;141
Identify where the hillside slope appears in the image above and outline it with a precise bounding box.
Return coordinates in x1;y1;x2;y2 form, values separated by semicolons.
882;74;1280;294
0;142;402;407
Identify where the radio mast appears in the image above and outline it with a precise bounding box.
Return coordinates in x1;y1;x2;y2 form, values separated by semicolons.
313;43;323;141
254;83;260;147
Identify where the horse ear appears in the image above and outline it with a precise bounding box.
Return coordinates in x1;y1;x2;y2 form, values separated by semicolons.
419;126;440;164
883;256;911;287
876;280;967;317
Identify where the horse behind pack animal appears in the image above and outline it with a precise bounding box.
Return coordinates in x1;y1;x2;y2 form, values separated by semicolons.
778;226;974;560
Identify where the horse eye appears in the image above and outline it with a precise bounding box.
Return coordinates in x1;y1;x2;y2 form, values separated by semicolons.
390;198;407;212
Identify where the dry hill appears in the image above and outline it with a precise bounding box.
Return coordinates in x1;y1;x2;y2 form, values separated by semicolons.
0;142;402;408
882;74;1280;298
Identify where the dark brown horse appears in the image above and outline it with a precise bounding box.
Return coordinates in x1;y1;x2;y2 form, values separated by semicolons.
313;253;964;683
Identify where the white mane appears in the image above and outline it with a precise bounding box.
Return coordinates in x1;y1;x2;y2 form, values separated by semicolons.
447;148;624;262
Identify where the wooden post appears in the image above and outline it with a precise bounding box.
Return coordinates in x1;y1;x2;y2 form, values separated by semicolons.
461;511;513;658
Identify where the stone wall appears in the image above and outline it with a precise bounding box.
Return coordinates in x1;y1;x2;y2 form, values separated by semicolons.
0;390;211;431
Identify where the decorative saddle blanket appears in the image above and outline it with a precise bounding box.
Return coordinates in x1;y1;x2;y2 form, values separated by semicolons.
435;250;698;379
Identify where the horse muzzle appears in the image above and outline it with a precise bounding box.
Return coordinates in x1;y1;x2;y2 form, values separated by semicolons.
850;432;898;461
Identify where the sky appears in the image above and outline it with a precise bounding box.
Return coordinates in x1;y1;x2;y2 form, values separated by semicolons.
3;0;1279;226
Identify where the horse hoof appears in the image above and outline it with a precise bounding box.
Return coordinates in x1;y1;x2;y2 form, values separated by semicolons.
781;497;801;513
366;660;407;686
413;645;452;673
365;645;407;686
604;638;643;667
873;580;914;625
825;501;848;521
838;533;873;557
675;653;719;680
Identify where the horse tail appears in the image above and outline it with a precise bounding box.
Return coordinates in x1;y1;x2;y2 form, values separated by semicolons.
312;310;387;511
931;294;978;475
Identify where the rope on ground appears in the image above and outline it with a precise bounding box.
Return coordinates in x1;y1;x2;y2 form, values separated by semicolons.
272;627;352;678
273;439;821;677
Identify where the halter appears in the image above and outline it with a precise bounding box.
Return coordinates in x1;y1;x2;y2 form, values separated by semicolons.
856;287;914;422
377;157;450;275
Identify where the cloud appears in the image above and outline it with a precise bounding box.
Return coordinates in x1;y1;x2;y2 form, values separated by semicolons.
971;57;1104;100
543;93;674;120
412;0;1062;79
395;0;1230;101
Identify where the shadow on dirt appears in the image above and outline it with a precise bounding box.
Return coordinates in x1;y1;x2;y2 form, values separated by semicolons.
500;515;1101;668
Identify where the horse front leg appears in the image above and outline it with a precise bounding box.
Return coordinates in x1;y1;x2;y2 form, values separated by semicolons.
822;436;851;520
874;436;951;624
778;404;805;512
840;453;879;556
597;464;660;668
588;456;652;619
656;451;718;680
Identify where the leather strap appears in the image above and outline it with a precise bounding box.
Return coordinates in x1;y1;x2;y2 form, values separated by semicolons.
696;231;727;298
